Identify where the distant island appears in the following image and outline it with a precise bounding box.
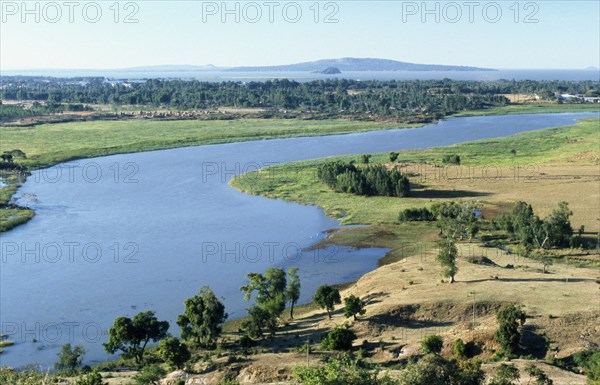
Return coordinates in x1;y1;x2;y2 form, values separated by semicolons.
228;57;496;72
314;67;342;75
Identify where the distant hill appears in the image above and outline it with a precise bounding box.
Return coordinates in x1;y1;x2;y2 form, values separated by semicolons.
229;57;495;72
315;67;342;75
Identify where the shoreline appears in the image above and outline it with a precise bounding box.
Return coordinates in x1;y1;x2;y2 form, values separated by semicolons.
2;106;596;234
1;110;598;371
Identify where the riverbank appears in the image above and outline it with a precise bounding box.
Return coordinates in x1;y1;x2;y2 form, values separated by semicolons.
1;113;598;384
0;104;597;233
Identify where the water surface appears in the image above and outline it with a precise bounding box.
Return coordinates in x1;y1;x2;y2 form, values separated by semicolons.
0;112;597;368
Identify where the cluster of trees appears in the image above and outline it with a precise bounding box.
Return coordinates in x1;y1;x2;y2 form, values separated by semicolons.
400;201;480;240
0;101;91;119
11;77;589;121
494;201;577;251
317;161;410;197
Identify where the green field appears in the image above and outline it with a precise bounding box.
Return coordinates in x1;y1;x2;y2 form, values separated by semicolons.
230;117;600;225
451;103;599;117
0;119;405;170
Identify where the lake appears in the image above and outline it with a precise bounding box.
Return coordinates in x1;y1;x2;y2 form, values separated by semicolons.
0;112;597;368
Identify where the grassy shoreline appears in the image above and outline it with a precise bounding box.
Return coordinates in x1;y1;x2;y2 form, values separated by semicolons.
0;105;596;234
230;117;599;226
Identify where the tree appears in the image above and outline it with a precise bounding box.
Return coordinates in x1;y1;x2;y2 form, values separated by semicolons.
158;337;190;370
432;202;479;241
321;325;357;351
343;295;366;320
286;267;301;319
313;285;341;319
489;363;520;385
75;369;105;385
436;239;458;283
361;154;372;164
55;343;86;372
177;286;227;347
495;304;526;355
240;268;287;337
389;152;399;162
421;335;444;354
103;310;169;366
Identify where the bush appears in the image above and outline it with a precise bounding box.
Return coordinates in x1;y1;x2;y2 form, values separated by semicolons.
398;207;435;222
453;339;467;359
158;337;190;370
421;335;444;354
134;364;166;385
442;154;461;165
75;370;105;385
293;353;398;385
321;326;357;351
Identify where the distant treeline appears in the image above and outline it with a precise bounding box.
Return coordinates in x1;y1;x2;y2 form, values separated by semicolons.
2;77;599;120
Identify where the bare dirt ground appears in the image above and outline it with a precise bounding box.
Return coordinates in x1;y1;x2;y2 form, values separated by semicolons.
396;162;600;231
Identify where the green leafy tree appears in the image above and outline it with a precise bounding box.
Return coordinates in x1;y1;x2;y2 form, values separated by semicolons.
489;363;520;385
436;239;458;283
495;304;526;355
361;154;372;164
343;295;366;320
313;285;341;319
103;310;169;366
158;337;190;370
241;268;287;337
421;335;444;354
55;343;86;372
432;202;479;241
75;369;105;385
177;286;227;347
321;325;357;351
389;152;399;162
286;267;301;319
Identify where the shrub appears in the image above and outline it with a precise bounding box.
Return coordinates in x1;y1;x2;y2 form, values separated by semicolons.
134;364;166;385
453;339;467;359
421;335;444;354
442;154;461;165
321;326;357;351
398;207;435;222
75;369;105;385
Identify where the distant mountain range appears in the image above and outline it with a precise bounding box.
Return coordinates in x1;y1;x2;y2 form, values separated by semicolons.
115;58;495;73
227;58;496;72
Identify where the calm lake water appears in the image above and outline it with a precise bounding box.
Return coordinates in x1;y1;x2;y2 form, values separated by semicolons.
0;112;597;368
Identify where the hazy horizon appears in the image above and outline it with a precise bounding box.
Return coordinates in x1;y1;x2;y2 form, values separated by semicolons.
1;1;598;71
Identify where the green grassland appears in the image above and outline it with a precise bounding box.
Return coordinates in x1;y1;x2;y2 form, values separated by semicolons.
451;103;599;117
230;117;600;225
0;119;406;170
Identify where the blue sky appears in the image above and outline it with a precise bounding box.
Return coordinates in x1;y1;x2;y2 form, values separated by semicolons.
1;1;599;69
